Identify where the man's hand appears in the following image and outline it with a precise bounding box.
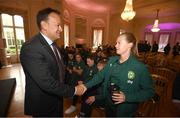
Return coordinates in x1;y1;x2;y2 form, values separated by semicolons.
75;84;87;96
86;96;95;105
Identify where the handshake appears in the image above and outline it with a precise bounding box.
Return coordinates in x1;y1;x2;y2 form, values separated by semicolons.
75;84;87;96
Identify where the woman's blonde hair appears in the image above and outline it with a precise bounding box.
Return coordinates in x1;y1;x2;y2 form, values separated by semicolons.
119;32;139;56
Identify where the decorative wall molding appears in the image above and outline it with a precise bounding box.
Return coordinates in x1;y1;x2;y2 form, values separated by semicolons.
92;18;105;27
63;9;70;21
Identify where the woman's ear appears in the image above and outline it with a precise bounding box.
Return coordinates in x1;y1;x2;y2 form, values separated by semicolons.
128;42;133;48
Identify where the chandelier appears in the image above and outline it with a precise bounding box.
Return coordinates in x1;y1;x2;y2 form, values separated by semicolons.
121;0;136;22
151;9;160;32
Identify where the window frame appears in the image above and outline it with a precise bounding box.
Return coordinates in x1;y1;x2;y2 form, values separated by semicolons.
158;32;171;52
63;23;70;48
175;31;180;44
144;32;154;46
92;27;104;49
1;13;25;55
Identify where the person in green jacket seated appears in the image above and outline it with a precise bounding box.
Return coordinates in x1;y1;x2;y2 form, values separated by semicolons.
78;32;155;117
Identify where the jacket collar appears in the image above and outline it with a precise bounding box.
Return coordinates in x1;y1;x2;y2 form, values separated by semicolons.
37;33;57;62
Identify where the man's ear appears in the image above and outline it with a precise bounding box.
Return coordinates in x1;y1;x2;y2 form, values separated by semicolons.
41;21;47;30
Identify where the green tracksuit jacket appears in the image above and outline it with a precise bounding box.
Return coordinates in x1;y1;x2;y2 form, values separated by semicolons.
85;54;155;117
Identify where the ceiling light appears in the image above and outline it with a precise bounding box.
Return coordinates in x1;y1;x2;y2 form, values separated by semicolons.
121;0;136;22
151;9;160;32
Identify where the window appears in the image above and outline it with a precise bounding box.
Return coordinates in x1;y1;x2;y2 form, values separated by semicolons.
92;28;103;49
1;13;25;55
145;33;153;46
175;32;180;43
158;33;170;52
63;24;69;48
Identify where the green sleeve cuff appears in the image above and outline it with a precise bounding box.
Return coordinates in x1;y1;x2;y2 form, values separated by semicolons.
95;94;104;101
84;82;91;89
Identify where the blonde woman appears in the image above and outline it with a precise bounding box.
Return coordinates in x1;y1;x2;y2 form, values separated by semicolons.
80;32;154;117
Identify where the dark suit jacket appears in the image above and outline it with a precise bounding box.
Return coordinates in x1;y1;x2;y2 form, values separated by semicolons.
20;33;75;117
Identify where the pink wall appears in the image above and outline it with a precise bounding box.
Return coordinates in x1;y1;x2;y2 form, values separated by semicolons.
108;13;134;45
62;1;109;47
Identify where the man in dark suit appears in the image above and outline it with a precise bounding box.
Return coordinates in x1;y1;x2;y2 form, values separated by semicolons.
20;8;84;117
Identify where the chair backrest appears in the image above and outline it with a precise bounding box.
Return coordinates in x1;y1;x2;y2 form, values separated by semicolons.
136;74;169;117
151;67;177;102
147;65;153;74
168;60;180;73
155;54;168;68
146;57;156;66
151;67;176;81
151;74;168;97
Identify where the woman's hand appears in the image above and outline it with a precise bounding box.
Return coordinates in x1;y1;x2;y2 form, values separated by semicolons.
112;91;126;104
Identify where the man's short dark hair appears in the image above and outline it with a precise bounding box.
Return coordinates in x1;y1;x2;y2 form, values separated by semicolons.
36;7;60;30
97;59;108;65
86;54;96;61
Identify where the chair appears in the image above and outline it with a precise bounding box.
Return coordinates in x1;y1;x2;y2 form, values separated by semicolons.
154;54;168;68
137;52;146;63
152;74;168;99
137;74;168;117
146;57;156;66
151;67;176;101
92;107;105;117
146;65;153;74
168;60;180;73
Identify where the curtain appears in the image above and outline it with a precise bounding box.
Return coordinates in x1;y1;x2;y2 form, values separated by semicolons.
64;24;69;48
145;34;153;46
158;34;169;52
93;29;103;49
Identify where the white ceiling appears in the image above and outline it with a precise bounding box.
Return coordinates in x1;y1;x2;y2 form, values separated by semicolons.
64;0;180;18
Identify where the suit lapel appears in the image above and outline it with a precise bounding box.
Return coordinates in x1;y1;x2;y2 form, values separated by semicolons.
37;33;57;62
37;33;65;82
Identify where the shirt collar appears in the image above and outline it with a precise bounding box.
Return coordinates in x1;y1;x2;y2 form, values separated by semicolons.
40;32;53;46
117;54;133;65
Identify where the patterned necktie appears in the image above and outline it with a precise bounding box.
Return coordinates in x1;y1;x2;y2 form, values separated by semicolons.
51;42;65;83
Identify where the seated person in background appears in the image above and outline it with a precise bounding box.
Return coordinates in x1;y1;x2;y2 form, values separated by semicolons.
65;51;75;84
173;42;180;57
65;53;86;114
151;41;158;53
164;43;171;55
94;50;102;64
78;59;107;117
82;59;107;117
77;55;98;117
172;72;180;115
